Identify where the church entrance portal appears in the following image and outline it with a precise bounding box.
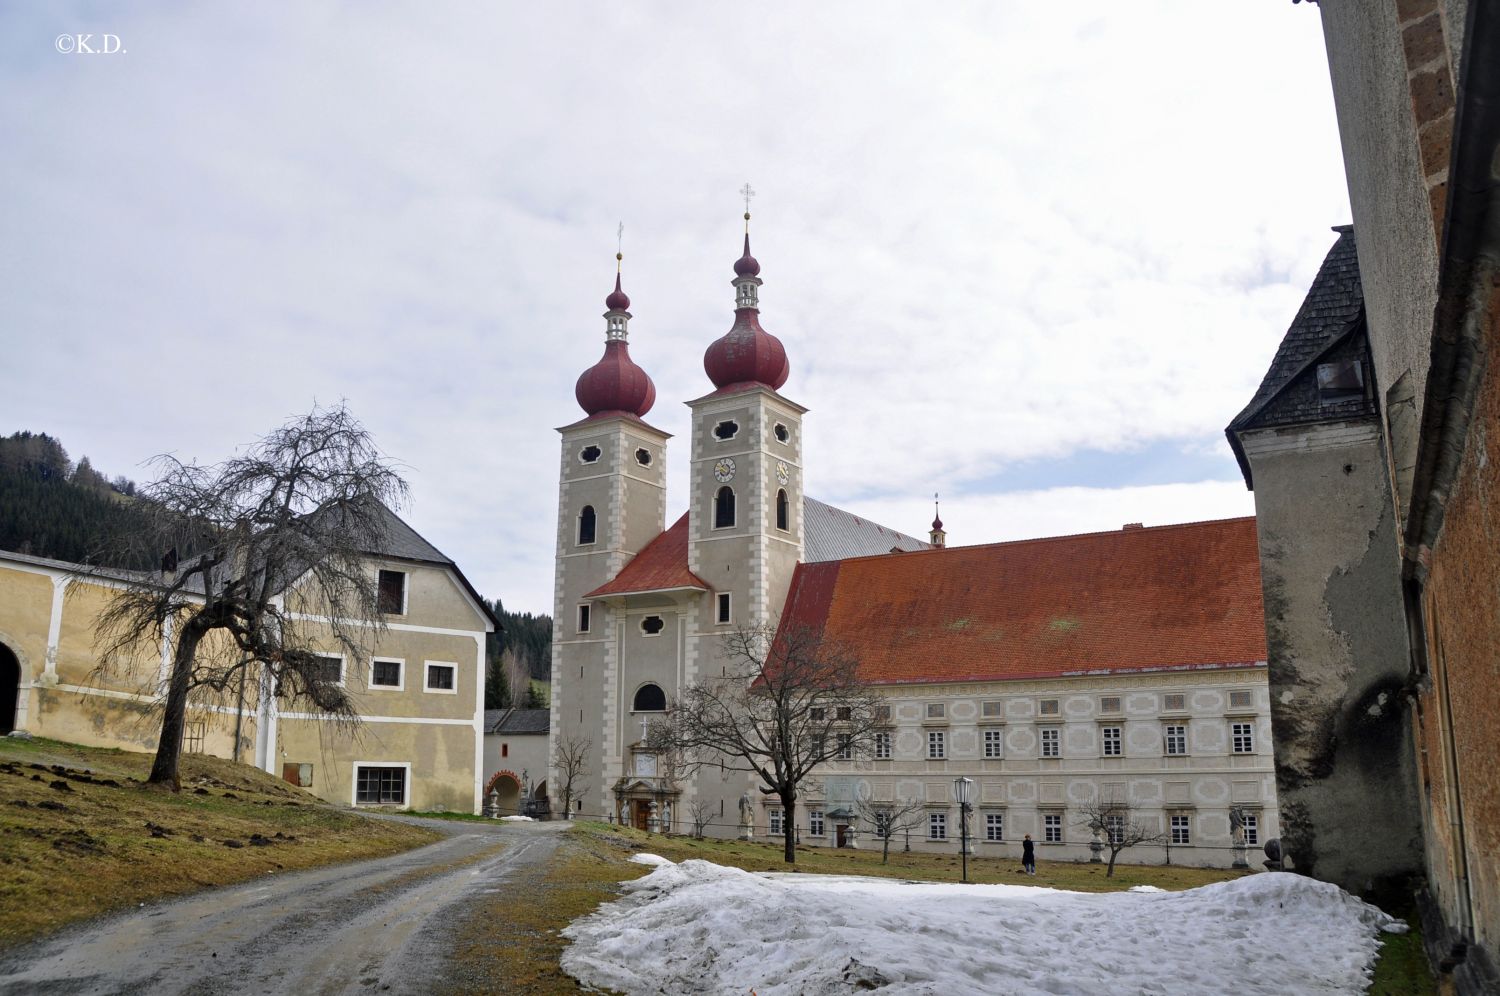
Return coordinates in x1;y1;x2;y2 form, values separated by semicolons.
0;643;19;736
632;800;650;831
485;772;521;815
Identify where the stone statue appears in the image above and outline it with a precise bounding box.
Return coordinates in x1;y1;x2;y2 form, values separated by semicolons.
738;791;754;840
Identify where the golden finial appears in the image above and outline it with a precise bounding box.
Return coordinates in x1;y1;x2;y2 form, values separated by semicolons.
740;182;755;232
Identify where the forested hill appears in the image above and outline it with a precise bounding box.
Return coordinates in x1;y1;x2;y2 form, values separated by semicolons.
0;431;150;568
486;598;551;681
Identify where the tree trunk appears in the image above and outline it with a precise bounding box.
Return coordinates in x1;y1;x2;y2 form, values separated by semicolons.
1106;849;1119;877
147;617;208;790
882;835;891;864
782;794;797;864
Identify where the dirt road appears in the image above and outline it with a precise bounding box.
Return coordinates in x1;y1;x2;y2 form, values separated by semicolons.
0;817;566;995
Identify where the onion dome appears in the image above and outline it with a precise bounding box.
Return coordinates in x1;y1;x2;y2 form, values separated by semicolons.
576;263;656;418
703;231;789;391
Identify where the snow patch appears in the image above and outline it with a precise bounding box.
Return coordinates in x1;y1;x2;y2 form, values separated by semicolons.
630;853;673;867
499;815;534;822
563;863;1399;995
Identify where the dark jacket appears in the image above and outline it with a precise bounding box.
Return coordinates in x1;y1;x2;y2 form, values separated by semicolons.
1022;839;1035;861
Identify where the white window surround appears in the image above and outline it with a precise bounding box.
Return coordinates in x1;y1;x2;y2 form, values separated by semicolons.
640;615;666;638
1231;722;1255;754
314;653;347;689
927;730;946;759
769;808;784;836
376;569;408;616
424;661;458;694
577;603;592;634
1164;723;1188;756
716;592;732;626
1039;726;1061;758
928;811;948;840
983;728;1004;758
1101;726;1122;757
809;810;825;837
352;761;411;807
874;731;892;760
368;657;404;692
578;444;602;464
1170;813;1192;845
985;811;1005;842
1043;812;1063;843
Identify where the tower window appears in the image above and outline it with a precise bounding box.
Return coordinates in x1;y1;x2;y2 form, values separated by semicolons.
640;615;665;636
714;486;736;528
633;683;667;711
635;447;652;466
774;423;789;443
776;489;790;531
578;505;596;545
713;420;739;441
580;445;602;463
577;604;591;633
717;592;731;624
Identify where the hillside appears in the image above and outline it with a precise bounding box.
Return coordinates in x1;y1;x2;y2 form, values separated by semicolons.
0;431;151;568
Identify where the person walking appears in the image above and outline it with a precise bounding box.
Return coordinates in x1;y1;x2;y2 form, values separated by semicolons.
1022;834;1036;875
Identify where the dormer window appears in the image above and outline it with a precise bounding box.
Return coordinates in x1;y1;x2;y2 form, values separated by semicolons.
713;420;739;441
1317;359;1365;403
580;445;602;464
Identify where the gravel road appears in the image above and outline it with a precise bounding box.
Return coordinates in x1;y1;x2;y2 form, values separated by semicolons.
0;816;567;995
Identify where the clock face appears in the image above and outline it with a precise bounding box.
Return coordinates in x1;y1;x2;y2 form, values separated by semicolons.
776;461;790;485
714;457;737;483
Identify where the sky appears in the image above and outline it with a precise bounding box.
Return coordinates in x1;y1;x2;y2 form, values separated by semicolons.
0;4;1352;617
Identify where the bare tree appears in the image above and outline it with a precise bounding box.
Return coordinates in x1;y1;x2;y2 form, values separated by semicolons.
90;404;406;790
1074;795;1164;877
553;733;592;820
652;624;882;864
855;795;927;864
687;799;713;839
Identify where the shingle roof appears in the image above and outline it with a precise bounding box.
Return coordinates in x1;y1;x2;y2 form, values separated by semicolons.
485;708;550;734
365;504;499;630
586;514;709;598
775;517;1266;686
804;497;929;562
1227;226;1376;486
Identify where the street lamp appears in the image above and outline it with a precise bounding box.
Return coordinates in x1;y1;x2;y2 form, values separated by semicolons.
953;776;974;883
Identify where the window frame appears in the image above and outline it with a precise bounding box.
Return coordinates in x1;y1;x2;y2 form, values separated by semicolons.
1163;723;1188;756
768;808;784;836
640;614;666;637
632;683;667;712
928;811;948;841
809;809;825;837
1039;726;1061;758
1043;812;1063;843
927;729;946;759
1231;721;1255;754
1101;725;1122;757
368;657;404;692
1170;813;1192;845
377;570;407;616
712;419;739;441
577;603;592;634
775;488;790;531
713;486;736;529
835;733;853;761
716;592;732;625
983;728;1005;759
984;811;1005;842
874;731;892;760
1241;812;1260;846
312;653;346;689
424;661;458;694
353;762;410;807
577;505;597;546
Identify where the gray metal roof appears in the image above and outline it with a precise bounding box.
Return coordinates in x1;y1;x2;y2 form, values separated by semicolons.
803;496;929;563
367;503;454;566
485;708;550;735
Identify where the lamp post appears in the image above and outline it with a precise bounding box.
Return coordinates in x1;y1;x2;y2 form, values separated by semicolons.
953;776;974;883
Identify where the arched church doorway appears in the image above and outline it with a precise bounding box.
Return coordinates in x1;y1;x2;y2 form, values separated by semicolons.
0;643;20;736
485;771;521;815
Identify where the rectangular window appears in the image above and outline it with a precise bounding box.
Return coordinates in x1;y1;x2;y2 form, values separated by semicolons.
769;808;784;836
1163;693;1186;712
716;592;731;624
926;702;945;719
425;662;457;693
928;730;946;759
836;734;853;761
577;604;591;633
982;700;1004;718
983;729;1004;758
928;812;947;840
1100;696;1121;714
313;655;343;686
355;765;406;805
809;810;825;837
1039;727;1060;758
370;658;403;689
1102;726;1122;757
810;707;826;721
1106;814;1125;845
184;721;206;755
377;570;406;615
836;706;852;721
1229;690;1253;710
1043;813;1062;843
1232;722;1255;754
1242;813;1259;846
1171;814;1191;845
985;812;1004;842
1164;724;1187;756
874;732;892;760
875;705;891;721
1039;698;1060;716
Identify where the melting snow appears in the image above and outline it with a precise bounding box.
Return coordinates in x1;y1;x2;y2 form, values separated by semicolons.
562;858;1401;995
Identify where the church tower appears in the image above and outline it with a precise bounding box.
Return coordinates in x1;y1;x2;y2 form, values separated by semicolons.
686;214;806;645
549;259;668;819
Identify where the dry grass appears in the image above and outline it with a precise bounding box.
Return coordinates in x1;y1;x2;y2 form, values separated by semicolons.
0;736;439;948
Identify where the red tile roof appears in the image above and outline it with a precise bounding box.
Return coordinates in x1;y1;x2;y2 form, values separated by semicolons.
775;517;1266;686
586;514;709;598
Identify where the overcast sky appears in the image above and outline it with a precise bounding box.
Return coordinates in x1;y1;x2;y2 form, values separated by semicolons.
1;4;1350;616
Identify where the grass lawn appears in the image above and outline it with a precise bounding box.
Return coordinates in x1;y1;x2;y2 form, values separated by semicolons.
0;736;439;948
1367;910;1437;995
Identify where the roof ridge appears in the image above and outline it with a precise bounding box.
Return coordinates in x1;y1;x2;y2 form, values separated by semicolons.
819;515;1257;566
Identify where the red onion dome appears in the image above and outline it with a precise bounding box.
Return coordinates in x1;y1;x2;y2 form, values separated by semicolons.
704;312;788;390
732;233;761;277
576;341;656;417
932;514;944;531
605;272;630;311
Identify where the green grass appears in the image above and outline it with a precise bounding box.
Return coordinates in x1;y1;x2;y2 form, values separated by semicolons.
1366;910;1437;995
402;809;496;823
0;736;440;948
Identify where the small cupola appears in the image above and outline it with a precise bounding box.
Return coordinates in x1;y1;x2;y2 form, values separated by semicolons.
575;253;656;418
703;189;790;392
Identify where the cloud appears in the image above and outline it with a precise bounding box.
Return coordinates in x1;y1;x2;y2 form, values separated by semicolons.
0;2;1345;613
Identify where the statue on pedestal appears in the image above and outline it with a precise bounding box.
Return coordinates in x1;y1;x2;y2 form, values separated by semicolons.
738;791;754;840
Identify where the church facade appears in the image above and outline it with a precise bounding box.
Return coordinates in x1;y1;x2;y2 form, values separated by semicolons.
549;228;1278;868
